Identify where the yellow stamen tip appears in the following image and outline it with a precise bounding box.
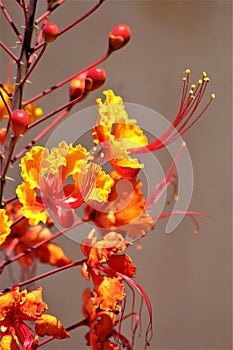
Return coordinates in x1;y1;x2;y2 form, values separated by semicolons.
198;79;203;84
191;95;195;99
211;93;216;99
182;141;186;147
202;71;207;77
189;90;194;94
185;69;191;74
204;77;210;82
191;84;196;89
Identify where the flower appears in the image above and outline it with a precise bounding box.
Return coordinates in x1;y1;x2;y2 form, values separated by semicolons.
85;171;154;241
0;209;12;247
16;141;113;227
0;286;70;349
92;89;148;179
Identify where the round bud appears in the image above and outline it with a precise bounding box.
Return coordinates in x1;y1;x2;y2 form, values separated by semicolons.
42;23;59;43
85;67;106;91
109;24;131;51
10;109;29;136
69;73;86;101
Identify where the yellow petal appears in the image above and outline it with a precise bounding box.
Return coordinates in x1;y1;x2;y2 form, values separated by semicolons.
0;209;12;246
35;314;70;339
20;146;49;188
0;334;20;350
16;182;48;225
62;143;88;181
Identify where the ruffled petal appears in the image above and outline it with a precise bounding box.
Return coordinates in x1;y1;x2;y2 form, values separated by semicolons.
20;147;49;188
0;209;12;246
16;182;48;225
35;314;70;339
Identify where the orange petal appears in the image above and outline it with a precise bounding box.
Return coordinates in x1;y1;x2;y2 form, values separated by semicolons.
18;286;47;320
35;242;72;267
35;314;70;339
95;314;114;342
107;254;136;277
94;275;126;312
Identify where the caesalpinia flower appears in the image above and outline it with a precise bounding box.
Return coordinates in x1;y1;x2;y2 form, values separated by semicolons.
85;171;154;242
80;231;138;349
0;285;70;349
1;202;71;268
16;141;113;227
92;89;148;179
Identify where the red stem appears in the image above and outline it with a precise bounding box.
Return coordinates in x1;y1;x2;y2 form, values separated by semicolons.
0;41;19;62
35;0;65;24
57;1;102;37
22;51;110;106
0;1;23;41
1;259;86;293
20;45;47;86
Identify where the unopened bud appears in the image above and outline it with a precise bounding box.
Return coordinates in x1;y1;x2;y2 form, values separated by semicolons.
10;109;29;136
109;24;131;51
69;73;86;101
42;23;59;43
85;67;106;91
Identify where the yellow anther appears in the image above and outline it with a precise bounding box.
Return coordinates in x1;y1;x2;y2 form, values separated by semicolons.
182;141;186;147
185;68;191;74
198;79;203;84
211;93;216;99
191;95;195;99
191;84;196;89
100;152;104;158
204;77;210;82
202;71;207;77
93;139;99;144
189;90;194;95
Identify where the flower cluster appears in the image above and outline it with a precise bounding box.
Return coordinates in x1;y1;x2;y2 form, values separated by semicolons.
0;1;214;349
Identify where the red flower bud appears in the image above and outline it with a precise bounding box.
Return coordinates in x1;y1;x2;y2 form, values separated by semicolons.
109;24;131;51
70;73;86;101
42;23;59;43
10;109;29;136
85;67;106;91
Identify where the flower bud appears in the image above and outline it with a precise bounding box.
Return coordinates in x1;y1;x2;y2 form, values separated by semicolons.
85;67;106;91
69;73;86;101
10;109;29;136
109;24;131;51
42;23;59;43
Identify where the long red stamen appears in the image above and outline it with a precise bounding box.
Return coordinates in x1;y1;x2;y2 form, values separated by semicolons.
153;210;209;234
130;70;215;154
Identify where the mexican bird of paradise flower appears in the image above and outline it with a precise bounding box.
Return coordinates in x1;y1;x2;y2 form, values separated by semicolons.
16;141;113;228
0;285;70;349
92;89;148;180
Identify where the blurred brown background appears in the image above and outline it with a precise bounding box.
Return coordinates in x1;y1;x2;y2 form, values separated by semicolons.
0;1;232;349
